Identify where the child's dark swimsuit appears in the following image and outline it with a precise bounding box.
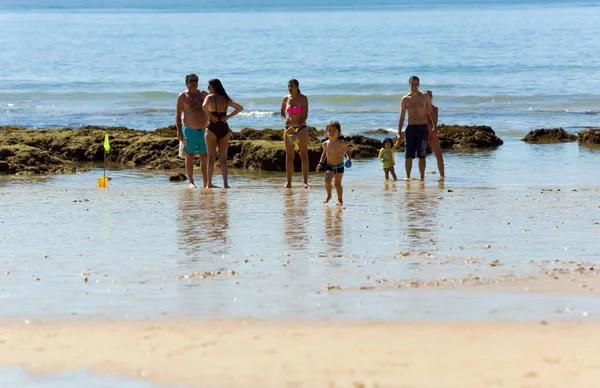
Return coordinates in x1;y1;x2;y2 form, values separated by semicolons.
325;161;345;174
207;95;230;141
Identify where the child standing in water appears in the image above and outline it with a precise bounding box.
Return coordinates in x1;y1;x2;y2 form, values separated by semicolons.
316;120;351;206
379;137;398;181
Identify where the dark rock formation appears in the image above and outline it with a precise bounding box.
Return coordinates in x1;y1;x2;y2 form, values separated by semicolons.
523;128;577;143
365;129;393;135
577;128;600;145
169;173;187;182
0;143;78;174
435;125;503;148
0;124;506;175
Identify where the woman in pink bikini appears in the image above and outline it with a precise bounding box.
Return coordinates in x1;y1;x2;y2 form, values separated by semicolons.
280;79;310;188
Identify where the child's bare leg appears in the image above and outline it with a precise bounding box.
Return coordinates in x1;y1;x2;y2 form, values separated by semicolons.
323;171;333;203
391;169;398;181
334;173;343;205
384;169;389;180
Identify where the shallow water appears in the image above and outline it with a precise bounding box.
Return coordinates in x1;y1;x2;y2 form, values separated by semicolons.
0;367;185;388
1;140;599;322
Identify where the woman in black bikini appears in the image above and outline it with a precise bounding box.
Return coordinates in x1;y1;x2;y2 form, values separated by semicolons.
202;78;243;188
280;79;310;188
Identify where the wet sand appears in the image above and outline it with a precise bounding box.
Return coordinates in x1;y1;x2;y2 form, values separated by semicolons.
1;150;599;386
1;320;600;388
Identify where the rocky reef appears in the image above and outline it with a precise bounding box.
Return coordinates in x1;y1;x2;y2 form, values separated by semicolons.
435;125;504;149
523;128;578;143
522;127;600;145
577;128;600;145
0;124;506;175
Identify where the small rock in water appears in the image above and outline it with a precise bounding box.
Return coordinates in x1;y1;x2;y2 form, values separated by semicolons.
169;173;187;182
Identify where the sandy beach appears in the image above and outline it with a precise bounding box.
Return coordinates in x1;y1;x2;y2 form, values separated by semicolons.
1;319;600;387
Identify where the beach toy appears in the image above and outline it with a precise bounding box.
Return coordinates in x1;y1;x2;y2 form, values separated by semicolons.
98;133;110;188
344;159;352;168
288;134;299;145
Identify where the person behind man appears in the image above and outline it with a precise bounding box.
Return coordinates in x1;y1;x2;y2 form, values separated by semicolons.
395;76;435;180
425;90;445;179
176;73;209;188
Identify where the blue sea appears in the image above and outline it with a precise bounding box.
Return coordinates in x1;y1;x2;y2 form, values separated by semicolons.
1;0;599;135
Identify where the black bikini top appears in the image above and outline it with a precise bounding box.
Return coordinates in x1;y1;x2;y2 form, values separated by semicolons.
210;95;227;119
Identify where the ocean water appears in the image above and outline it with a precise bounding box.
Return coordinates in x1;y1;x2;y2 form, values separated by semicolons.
1;0;599;135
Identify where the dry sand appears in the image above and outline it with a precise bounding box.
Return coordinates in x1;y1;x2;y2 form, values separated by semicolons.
1;320;600;387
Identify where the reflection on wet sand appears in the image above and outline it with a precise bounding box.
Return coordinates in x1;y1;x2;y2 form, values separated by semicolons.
177;189;229;258
324;206;344;250
402;180;438;248
283;189;310;250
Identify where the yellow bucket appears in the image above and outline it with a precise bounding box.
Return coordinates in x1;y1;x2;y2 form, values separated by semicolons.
97;177;108;188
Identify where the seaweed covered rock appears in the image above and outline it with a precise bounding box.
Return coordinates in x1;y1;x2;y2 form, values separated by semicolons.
343;135;382;158
231;127;285;141
0;126;402;174
436;124;503;148
365;129;393;135
577;128;600;145
227;140;322;171
0;144;78;174
230;126;324;142
0;126;182;174
523;128;577;143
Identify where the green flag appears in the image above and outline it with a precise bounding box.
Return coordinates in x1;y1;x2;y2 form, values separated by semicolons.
103;134;110;152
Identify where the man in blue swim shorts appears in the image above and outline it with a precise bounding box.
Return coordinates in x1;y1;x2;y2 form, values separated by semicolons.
176;73;209;188
395;76;435;180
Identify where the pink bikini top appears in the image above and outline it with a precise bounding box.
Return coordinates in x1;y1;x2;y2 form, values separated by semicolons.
286;105;303;115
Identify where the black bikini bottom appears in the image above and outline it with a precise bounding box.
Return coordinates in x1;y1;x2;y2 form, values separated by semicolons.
207;121;230;141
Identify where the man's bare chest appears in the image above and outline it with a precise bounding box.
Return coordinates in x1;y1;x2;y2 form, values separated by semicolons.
406;97;426;110
185;93;205;108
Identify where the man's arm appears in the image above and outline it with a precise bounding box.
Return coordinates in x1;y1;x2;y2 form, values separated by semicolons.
398;97;407;135
175;93;184;141
395;97;407;148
